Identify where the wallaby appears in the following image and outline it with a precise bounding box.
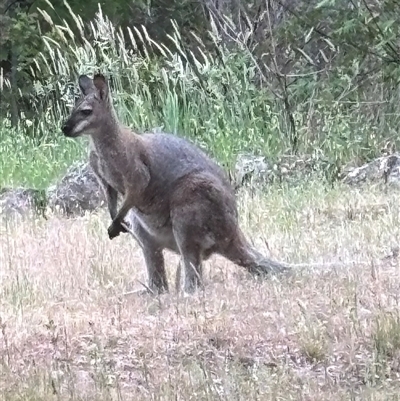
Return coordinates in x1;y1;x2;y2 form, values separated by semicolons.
61;73;291;294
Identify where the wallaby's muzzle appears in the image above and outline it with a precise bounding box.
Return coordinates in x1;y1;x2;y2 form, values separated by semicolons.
62;119;77;138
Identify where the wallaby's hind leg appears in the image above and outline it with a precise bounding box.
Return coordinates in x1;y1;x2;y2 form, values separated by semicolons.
173;232;204;294
170;172;289;293
175;259;183;293
131;219;169;294
142;244;169;294
170;175;236;294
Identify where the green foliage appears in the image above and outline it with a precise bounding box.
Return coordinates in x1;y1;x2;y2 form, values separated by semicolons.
2;0;400;188
0;121;85;189
23;9;285;168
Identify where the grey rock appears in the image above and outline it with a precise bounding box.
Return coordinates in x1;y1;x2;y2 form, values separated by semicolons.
233;153;316;189
234;153;271;189
0;187;47;219
47;162;106;216
342;153;400;187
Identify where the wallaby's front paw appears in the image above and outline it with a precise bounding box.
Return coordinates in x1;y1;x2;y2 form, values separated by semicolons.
108;222;123;239
120;225;128;233
120;220;131;233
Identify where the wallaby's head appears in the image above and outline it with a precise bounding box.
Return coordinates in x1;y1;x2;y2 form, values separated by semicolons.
62;73;112;138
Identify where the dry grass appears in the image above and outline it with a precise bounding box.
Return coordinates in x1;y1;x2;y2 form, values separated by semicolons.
1;179;400;400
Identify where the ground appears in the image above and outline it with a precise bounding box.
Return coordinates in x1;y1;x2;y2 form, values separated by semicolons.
1;178;400;400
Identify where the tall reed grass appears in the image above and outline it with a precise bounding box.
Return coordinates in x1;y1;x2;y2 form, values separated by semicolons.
1;2;399;188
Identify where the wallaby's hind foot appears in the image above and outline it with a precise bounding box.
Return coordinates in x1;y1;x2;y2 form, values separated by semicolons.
223;230;291;277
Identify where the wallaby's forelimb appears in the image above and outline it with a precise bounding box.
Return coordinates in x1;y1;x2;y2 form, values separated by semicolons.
90;150;117;220
107;159;150;239
108;165;150;240
105;185;119;220
90;151;129;235
105;185;131;235
108;196;136;239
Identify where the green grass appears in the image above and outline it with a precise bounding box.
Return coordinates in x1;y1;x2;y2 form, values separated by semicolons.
1;2;396;191
0;125;86;189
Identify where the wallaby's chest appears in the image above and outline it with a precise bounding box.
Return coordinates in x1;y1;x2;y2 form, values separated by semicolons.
90;146;127;195
100;163;126;194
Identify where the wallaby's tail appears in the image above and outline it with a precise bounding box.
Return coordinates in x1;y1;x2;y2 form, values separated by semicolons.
223;229;291;276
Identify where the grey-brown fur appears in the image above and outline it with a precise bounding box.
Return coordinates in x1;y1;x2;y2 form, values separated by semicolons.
62;73;290;294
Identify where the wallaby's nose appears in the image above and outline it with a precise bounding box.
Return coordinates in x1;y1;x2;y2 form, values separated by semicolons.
61;121;70;135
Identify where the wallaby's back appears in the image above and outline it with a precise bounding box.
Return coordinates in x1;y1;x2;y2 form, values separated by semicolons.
138;132;235;209
141;132;230;186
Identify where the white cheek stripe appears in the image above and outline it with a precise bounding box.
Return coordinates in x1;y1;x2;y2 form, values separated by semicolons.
72;120;89;135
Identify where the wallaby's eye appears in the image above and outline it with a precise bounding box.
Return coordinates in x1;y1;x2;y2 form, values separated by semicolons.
81;109;92;116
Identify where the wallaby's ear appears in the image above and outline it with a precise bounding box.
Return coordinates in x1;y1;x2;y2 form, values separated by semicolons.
78;75;95;95
93;73;109;101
